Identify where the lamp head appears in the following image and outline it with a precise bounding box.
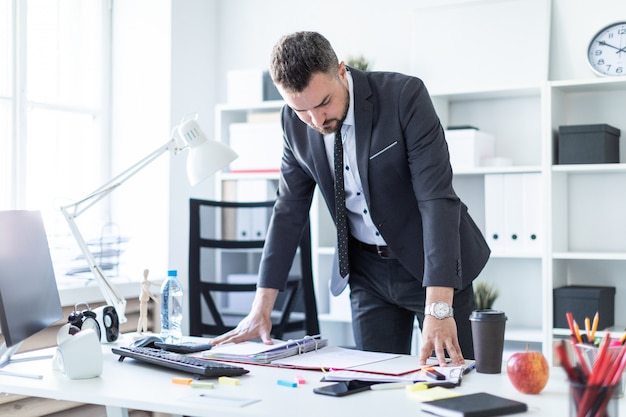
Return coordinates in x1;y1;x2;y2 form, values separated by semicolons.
175;117;238;186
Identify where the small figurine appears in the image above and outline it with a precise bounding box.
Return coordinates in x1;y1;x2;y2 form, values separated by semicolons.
137;269;160;334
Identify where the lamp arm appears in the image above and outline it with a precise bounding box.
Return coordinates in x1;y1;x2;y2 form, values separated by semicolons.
60;204;128;323
60;137;178;324
68;138;177;218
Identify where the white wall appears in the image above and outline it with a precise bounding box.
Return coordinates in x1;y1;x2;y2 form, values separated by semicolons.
550;0;626;80
211;0;626;99
111;0;171;287
111;0;219;335
149;0;625;334
168;0;220;335
213;0;418;102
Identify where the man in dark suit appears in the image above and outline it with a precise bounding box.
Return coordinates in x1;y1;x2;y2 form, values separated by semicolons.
211;31;490;366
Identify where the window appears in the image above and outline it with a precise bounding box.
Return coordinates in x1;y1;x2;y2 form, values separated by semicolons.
0;0;111;275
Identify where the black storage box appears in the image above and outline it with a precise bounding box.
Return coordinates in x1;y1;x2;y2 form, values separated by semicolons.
558;124;620;164
553;285;615;329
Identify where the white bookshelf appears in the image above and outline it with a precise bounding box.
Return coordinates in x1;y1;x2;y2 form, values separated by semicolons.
214;77;626;362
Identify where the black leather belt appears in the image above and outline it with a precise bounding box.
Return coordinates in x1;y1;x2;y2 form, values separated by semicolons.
351;237;395;259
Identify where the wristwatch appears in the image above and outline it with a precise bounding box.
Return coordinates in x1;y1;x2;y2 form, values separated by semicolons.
424;301;454;320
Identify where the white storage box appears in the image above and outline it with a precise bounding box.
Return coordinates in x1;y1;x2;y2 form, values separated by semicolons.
445;129;495;169
229;122;283;173
227;69;281;104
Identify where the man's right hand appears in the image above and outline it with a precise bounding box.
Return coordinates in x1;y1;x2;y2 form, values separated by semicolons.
209;287;278;346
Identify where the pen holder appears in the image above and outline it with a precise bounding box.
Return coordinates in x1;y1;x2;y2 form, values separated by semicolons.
576;344;625;399
569;382;619;417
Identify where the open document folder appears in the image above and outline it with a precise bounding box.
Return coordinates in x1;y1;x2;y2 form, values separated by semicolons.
203;335;441;376
203;335;329;364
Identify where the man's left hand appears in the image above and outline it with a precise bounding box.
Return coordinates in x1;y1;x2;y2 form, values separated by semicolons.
418;315;465;367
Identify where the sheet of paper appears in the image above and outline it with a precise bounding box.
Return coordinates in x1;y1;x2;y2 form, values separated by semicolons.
322;369;426;383
271;346;398;370
347;355;425;375
323;364;466;383
182;393;261;408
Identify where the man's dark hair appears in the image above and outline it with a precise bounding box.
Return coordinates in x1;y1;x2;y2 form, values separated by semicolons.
270;31;338;92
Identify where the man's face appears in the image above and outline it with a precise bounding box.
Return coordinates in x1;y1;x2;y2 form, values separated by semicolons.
277;63;349;135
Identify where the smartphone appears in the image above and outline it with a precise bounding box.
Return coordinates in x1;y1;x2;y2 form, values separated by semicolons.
313;381;379;397
154;341;213;354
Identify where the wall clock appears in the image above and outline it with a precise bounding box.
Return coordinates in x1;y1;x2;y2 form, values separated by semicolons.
587;22;626;76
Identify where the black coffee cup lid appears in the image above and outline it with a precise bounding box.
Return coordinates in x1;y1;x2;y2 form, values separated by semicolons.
469;309;507;321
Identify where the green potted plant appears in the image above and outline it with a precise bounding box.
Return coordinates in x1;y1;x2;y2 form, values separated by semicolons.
347;55;372;71
474;281;499;310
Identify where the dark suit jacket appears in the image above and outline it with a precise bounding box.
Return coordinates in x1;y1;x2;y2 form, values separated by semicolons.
258;68;490;296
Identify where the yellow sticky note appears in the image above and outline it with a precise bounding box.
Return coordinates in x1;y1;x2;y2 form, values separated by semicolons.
406;386;461;402
405;382;429;392
218;376;240;386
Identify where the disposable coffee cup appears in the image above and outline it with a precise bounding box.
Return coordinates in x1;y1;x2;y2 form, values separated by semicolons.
469;309;507;374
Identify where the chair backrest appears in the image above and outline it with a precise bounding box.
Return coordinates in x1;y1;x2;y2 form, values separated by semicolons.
188;198;319;339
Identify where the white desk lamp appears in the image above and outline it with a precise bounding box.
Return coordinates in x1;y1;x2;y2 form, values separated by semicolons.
60;115;238;323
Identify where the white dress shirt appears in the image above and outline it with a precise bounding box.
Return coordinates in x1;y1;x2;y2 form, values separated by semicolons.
324;71;387;246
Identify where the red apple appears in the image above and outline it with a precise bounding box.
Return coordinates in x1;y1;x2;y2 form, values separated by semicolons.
506;349;549;394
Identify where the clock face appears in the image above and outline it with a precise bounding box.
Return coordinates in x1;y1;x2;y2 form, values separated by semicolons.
587;22;626;77
82;317;101;340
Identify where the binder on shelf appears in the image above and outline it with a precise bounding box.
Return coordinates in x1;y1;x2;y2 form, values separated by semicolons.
522;173;542;252
235;180;271;240
484;174;505;251
485;173;542;254
503;174;524;252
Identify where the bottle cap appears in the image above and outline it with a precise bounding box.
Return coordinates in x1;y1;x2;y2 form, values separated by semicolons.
168;270;177;277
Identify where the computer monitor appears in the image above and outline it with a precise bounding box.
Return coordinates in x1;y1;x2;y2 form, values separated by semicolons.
0;210;64;378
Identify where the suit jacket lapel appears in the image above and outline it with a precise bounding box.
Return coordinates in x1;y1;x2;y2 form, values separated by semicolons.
309;130;334;204
351;69;374;205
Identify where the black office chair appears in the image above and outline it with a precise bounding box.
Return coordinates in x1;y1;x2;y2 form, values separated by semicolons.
188;198;319;340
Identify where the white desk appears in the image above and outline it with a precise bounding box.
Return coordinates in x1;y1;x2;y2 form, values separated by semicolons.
0;335;619;417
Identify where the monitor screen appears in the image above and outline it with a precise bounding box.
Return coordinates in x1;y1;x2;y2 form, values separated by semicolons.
0;210;63;349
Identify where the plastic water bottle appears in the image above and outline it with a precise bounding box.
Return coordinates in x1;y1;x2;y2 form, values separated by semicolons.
160;269;183;343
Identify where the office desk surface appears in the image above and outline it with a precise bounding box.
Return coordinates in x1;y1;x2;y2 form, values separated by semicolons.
0;336;618;417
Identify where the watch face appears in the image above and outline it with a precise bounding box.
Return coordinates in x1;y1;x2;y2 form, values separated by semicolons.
587;22;626;77
433;302;451;318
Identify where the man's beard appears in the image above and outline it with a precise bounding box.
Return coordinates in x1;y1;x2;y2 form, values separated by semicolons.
312;85;349;135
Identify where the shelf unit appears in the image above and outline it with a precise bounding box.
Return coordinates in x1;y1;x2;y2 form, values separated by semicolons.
433;77;626;363
214;76;626;361
547;78;626;364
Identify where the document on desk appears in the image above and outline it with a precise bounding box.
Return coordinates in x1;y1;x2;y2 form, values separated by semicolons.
322;364;465;383
204;335;328;364
271;346;401;372
205;340;410;374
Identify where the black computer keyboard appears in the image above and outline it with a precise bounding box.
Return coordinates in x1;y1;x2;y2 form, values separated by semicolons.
112;346;249;378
